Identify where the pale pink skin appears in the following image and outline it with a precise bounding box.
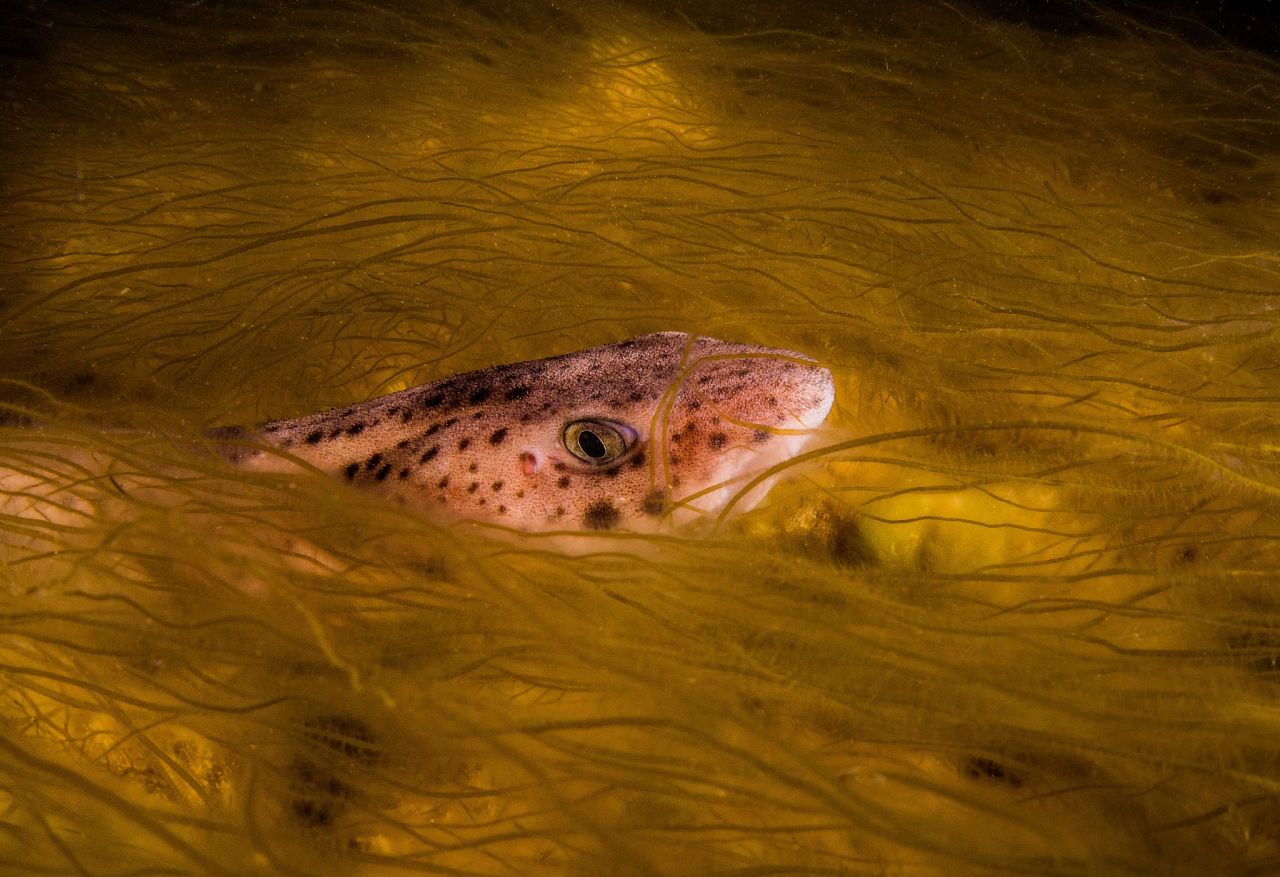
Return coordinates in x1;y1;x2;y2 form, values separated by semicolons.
224;333;834;532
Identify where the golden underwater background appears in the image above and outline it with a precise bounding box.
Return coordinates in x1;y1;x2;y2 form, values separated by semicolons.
1;0;1279;873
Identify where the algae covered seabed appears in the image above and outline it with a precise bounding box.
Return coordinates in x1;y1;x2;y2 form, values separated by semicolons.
1;2;1278;874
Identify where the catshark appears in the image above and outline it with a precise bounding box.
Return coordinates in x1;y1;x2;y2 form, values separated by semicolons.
214;332;834;531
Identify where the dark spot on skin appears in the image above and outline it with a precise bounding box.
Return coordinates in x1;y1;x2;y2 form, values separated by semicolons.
398;468;410;479
343;463;359;480
305;430;323;445
603;466;620;479
420;447;438;463
208;425;248;442
515;490;524;498
290;759;349;828
472;411;484;420
346;422;365;436
491;481;504;492
208;425;248;445
468;387;491;405
365;454;383;471
642;490;667;517
753;430;771;442
698;375;713;385
670;454;680;465
671;433;682;445
426;423;442;437
375;463;392;481
468;462;478;472
1198;188;1236;205
709;432;728;449
396;439;410;449
553;462;567;472
555;507;565;517
423;393;445;409
767;396;777;406
557;476;571;488
401;409;414;423
964;756;1023;788
630;451;646;468
458;438;471;451
687;399;701;411
329;428;342;439
478;498;486;506
437;476;449;488
489;428;508;445
628;391;644;402
505;386;530;400
583;500;621;530
520;413;532;424
468;482;479;493
498;505;506;513
304;715;378;763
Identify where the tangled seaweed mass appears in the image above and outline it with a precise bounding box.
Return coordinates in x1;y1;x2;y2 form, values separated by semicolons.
1;1;1278;874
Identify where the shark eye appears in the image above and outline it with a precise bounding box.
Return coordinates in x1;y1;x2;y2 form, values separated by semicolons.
563;420;634;465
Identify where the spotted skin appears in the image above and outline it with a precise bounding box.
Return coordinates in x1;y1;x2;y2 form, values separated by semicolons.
219;333;834;531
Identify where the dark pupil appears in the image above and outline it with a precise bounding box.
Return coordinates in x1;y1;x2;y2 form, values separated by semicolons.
577;430;607;459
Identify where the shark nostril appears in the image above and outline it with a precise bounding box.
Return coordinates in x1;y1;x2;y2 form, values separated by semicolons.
519;452;539;476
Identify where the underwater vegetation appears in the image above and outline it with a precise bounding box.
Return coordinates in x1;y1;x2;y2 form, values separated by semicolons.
1;0;1278;873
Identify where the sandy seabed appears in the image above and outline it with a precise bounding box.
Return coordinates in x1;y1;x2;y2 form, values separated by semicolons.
1;1;1279;874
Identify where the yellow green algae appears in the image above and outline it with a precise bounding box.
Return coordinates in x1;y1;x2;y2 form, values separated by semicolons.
1;1;1278;874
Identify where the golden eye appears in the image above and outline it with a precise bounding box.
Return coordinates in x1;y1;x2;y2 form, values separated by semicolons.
563;420;634;466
